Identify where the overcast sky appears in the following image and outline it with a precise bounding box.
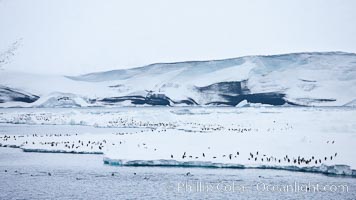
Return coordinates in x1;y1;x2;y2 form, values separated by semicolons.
0;0;356;75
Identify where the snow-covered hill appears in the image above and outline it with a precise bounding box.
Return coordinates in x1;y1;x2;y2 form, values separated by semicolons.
1;52;356;107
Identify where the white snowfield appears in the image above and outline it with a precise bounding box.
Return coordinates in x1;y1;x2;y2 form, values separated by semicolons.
0;107;355;176
1;52;356;107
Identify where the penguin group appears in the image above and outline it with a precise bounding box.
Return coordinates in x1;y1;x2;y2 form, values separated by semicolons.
170;149;338;167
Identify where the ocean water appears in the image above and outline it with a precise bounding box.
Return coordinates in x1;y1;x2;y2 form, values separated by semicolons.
0;147;355;200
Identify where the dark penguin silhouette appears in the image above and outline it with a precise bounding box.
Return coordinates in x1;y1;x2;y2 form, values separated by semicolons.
182;152;186;159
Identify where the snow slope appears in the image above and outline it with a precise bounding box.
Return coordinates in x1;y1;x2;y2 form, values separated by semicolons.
1;52;356;107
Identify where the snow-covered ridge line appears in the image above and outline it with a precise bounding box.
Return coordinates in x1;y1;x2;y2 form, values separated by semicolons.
103;158;356;177
68;51;356;82
1;51;356;107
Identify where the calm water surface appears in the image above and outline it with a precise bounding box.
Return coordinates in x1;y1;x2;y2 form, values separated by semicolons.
0;147;355;200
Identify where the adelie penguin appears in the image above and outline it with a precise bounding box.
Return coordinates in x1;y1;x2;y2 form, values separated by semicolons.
182;152;186;159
